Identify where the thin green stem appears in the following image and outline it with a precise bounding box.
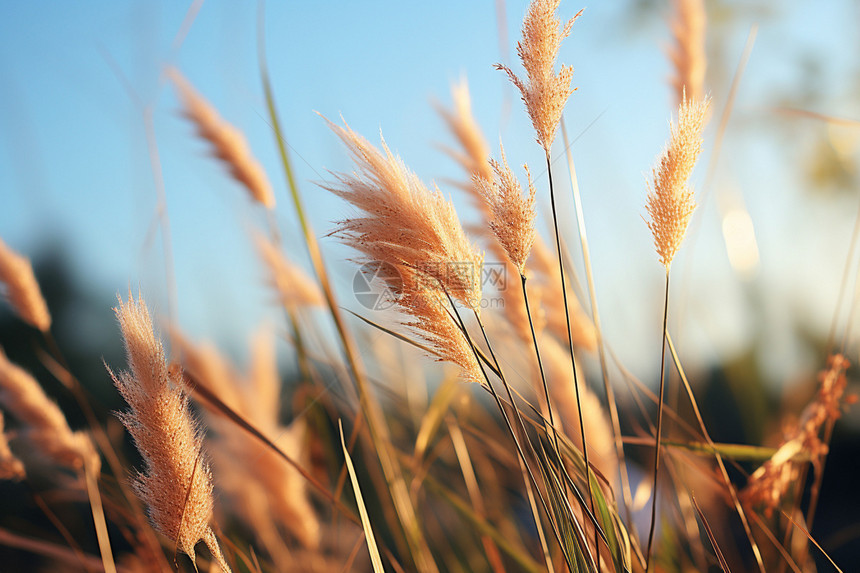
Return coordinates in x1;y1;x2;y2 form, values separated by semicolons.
443;293;572;573
545;151;595;552
561;121;638;552
645;270;670;572
520;274;560;462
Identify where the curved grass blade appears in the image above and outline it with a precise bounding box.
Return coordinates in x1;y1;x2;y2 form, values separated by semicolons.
340;419;385;573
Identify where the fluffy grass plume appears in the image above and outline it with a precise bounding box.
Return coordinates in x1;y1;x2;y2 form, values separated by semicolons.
0;238;51;332
474;146;537;275
645;94;710;267
496;0;583;152
0;346;99;474
169;68;275;209
669;0;706;105
108;293;231;571
435;79;493;185
321;118;484;309
254;233;325;310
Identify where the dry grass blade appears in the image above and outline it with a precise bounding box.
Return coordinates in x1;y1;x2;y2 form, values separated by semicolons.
780;510;844;573
691;495;731;572
339;419;385;573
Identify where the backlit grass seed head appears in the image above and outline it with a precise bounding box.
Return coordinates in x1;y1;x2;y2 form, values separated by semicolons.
109;294;230;571
645;94;709;268
0;239;51;332
669;0;706;105
742;354;851;515
254;234;325;310
321;117;484;309
436;79;493;186
0;346;99;474
391;267;483;383
474;146;537;275
169;68;275;209
496;1;583;152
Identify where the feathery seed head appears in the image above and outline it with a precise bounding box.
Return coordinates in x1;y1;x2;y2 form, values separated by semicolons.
436;79;493;186
169;68;275;209
254;234;325;310
0;239;51;332
321;117;484;310
645;94;709;268
109;293;230;570
0;346;99;474
496;1;583;152
669;0;706;105
474;146;537;274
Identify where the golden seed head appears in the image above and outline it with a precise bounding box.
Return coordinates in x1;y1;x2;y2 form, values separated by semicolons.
645;94;710;268
109;293;230;570
474;145;537;275
0;239;51;332
669;0;707;106
496;1;583;152
169;68;275;209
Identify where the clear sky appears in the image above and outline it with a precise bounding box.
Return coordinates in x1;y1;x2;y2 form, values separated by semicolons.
1;0;859;390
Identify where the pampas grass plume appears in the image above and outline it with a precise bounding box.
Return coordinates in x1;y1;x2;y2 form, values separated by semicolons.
254;234;325;310
0;346;99;474
169;68;275;209
108;293;231;571
321;117;484;310
496;1;583;152
645;94;709;268
669;0;706;105
0;239;51;332
474;145;537;275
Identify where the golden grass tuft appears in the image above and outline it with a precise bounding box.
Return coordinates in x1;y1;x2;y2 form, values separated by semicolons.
669;0;707;105
645;94;710;268
0;238;51;332
496;1;583;152
108;293;231;571
169;68;275;209
321;117;484;310
473;146;537;275
0;346;99;474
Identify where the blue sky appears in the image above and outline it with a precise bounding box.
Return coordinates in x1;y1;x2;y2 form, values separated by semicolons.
1;1;858;389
